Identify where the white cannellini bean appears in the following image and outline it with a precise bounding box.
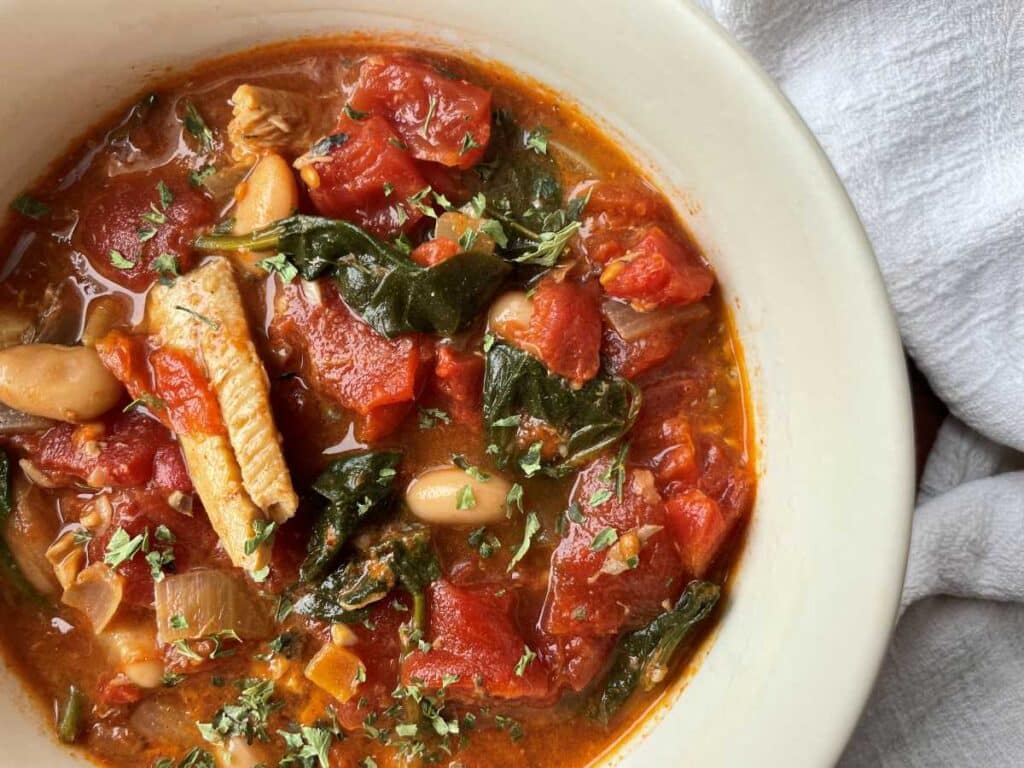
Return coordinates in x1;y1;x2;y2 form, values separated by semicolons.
405;465;512;526
0;344;123;422
232;153;298;271
487;291;533;340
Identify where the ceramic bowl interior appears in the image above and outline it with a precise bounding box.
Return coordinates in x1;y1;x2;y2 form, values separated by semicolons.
0;1;914;766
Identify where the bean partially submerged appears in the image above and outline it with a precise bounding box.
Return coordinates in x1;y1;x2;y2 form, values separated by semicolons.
0;344;123;422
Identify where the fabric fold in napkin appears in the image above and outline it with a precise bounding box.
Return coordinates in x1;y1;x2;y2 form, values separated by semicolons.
697;0;1024;764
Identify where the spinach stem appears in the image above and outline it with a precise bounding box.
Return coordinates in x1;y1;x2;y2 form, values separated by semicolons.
57;685;86;744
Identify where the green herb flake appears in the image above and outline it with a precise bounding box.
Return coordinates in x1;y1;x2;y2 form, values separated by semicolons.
146;548;175;581
109;250;135;270
566;502;585;524
459;132;483;156
103;527;148;569
308;133;349;157
590;527;619;552
507;511;540;572
514;644;537;676
123;393;166;413
181;101;214;151
157;180;174;210
152;253;180;283
525;126;550;155
256;253;299;283
343;103;370;121
170;614;189;630
588;488;613;507
518;442;544;477
418;407;451;430
141;202;167;226
10;194;50;220
383;181;394;197
189;164;216;188
505;483;524;516
174;305;220;330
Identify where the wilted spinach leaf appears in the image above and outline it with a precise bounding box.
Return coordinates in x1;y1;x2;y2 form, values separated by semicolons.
482;342;641;476
294;524;439;626
195;215;511;338
591;580;720;723
299;450;402;583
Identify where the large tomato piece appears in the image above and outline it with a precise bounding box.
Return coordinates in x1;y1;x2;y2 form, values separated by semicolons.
573;180;674;266
431;345;484;428
304;115;428;237
665;488;731;579
270;282;432;441
349;55;492;169
524;277;603;386
86;489;220;607
600;226;714;310
75;171;214;292
17;410;191;492
401;580;552;703
540;458;683;636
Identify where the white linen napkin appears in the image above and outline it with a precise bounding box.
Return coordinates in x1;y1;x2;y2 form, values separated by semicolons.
696;0;1024;763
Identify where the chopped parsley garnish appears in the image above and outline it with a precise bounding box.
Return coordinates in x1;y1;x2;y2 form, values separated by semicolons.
590;527;619;552
468;526;500;559
181;101;214;151
174;305;220;329
244;518;277;556
407;186;437;218
505;483;524;516
189;164;216;188
108;249;135;270
459;132;483;156
155;525;176;544
140;202;167;226
566;502;585;524
279;724;336;767
170;614;189;630
145;547;175;581
152;253;180;284
257;253;299;282
518;442;544;477
274;594;294;623
482;332;496;352
157;180;174;209
418;94;438;139
491;414;520;428
123;393;166;413
514;644;537;676
11;194;50;220
308;133;349;157
588;488;613;507
512;220;581;268
494;714;524;742
383;182;394;197
417;407;451;429
525;126;550;155
71;528;94;546
342;102;370;121
455;484;476;510
452;454;489;481
196;678;281;745
507;511;540;572
103;527;148;569
161;671;185;688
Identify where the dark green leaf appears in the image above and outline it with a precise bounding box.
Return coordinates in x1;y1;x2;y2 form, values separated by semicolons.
300;450;402;582
194;215;511;338
591;581;720;722
57;685;87;744
10;194;50;220
482;342;641;476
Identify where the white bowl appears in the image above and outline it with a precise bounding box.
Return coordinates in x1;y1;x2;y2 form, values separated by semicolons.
0;1;914;766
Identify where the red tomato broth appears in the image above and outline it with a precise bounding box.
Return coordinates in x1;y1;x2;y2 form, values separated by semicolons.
0;38;756;768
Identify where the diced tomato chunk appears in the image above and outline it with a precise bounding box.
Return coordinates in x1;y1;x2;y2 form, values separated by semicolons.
602;323;688;380
431;345;483;427
402;580;552;703
600;227;714;310
86;489;219;607
75;171;214;292
269;282;432;441
697;434;756;522
665;488;731;579
97;331;225;437
150;347;225;436
349;55;492;169
534;631;615;693
523;277;602;386
410;237;460;267
17;410;191;492
573;180;674;266
631;379;702;490
304;115;428;238
541;458;682;636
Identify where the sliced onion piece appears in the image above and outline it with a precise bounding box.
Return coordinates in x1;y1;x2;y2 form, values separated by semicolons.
601;298;709;342
154;569;273;645
62;563;125;632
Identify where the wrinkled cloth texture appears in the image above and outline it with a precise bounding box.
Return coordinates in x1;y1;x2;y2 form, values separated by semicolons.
697;0;1024;765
